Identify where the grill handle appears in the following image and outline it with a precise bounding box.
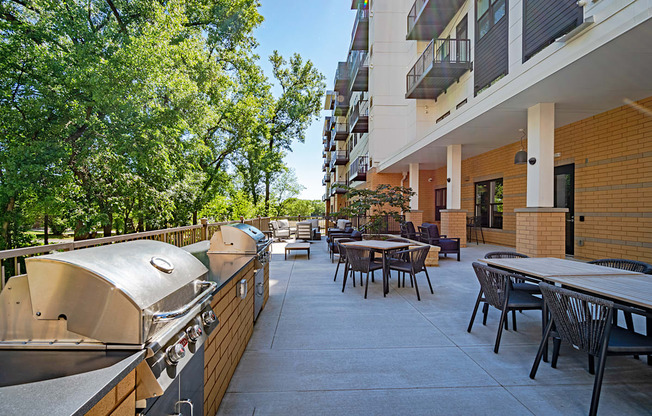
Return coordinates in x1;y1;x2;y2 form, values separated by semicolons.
152;281;217;323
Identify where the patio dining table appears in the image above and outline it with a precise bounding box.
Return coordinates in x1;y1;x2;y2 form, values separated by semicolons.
479;256;650;360
342;240;412;296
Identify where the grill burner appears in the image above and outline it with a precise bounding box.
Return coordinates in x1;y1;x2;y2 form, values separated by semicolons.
0;240;219;400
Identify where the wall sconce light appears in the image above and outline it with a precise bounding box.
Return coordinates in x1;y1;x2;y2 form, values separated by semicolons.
528;157;537;165
447;178;451;183
514;129;527;165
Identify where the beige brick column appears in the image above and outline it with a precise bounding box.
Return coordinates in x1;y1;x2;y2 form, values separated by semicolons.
440;209;467;248
404;210;423;226
515;208;568;258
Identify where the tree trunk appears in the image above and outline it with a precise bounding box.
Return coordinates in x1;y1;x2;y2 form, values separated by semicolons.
44;214;49;245
103;213;112;238
264;172;271;216
2;197;15;249
193;211;197;225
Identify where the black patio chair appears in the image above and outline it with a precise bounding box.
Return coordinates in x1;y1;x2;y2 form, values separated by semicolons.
343;246;383;299
388;246;433;301
333;238;356;283
419;223;460;261
329;229;362;261
588;258;652;274
588;258;652;362
467;262;544;353
400;222;423;241
530;283;652;416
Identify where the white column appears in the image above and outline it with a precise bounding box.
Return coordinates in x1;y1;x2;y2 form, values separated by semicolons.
446;144;462;210
409;163;420;211
527;103;555;207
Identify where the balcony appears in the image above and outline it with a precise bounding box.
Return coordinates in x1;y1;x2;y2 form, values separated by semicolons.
328;137;336;151
407;0;466;41
348;50;369;92
322;158;329;172
331;181;348;195
350;4;369;51
331;118;349;141
333;149;349;165
329;156;336;172
406;38;472;99
350;98;369;133
322;116;332;136
323;173;331;185
334;62;350;94
323;136;330;151
322;192;329;202
349;156;368;182
333;92;350;116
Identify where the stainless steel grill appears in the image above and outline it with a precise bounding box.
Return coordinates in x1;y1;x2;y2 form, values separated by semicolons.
208;224;271;320
0;240;219;400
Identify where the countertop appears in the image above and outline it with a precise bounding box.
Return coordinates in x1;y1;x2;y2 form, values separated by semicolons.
0;350;144;416
0;244;257;415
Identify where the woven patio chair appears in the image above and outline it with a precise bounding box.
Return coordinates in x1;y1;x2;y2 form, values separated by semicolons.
588;258;652;274
589;258;652;361
400;222;423;241
388;246;433;301
333;238;356;283
468;262;544;353
530;283;652;416
343;246;383;299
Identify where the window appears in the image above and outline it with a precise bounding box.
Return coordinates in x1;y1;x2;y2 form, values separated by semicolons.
435;188;447;221
475;178;503;228
476;0;507;39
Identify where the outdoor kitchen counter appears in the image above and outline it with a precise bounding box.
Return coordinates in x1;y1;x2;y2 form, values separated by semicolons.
0;349;144;416
0;243;261;416
183;240;257;290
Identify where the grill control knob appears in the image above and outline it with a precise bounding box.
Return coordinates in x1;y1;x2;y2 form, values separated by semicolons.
202;310;217;326
166;343;186;365
186;324;202;342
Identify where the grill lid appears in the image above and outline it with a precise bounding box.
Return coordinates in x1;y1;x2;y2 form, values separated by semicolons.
18;240;209;345
208;224;269;254
226;224;266;244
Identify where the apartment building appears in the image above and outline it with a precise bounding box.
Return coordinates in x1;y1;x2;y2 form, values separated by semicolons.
322;0;652;261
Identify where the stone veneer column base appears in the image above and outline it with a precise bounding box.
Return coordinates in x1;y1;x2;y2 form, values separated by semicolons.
440;210;468;248
404;210;423;226
515;208;568;258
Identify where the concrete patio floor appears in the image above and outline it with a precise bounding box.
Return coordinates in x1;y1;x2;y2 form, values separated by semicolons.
217;239;652;415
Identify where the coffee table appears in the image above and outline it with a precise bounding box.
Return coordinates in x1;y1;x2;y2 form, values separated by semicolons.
285;242;310;260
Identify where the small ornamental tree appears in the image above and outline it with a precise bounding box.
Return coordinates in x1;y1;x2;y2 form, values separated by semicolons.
336;185;415;235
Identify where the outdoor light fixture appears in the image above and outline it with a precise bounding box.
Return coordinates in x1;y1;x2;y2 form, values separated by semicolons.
447;178;451;183
529;157;537;165
514;129;527;165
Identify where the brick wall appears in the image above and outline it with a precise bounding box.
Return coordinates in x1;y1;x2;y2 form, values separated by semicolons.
516;209;566;258
204;261;256;415
401;97;652;261
85;370;135;416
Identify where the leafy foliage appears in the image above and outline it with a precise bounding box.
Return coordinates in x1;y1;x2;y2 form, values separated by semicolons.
0;0;324;248
336;185;415;235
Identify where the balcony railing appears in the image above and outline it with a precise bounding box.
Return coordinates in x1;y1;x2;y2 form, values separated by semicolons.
323;173;331;184
406;38;472;99
407;0;466;41
350;4;370;50
329;156;336;172
350;98;369;133
331;119;349;141
349;156;368;182
333;149;349;165
329;137;336;151
348;50;369;92
333;91;350;116
322;116;332;136
334;62;350;94
331;181;348;195
322;193;329;202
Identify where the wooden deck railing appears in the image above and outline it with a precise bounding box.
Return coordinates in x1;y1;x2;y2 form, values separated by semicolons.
0;216;328;288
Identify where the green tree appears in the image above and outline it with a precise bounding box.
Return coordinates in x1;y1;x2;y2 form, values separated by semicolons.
337;185;415;235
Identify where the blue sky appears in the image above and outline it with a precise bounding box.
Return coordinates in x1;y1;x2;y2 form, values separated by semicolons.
253;0;354;200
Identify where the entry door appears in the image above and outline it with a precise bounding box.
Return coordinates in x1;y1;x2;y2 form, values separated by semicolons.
435;188;447;221
554;164;575;256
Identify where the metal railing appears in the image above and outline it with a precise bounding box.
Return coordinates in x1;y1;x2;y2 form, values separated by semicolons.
407;0;429;35
349;155;368;181
348;50;369;84
406;38;471;93
350;98;369;130
351;214;404;235
331;181;348;196
334;61;350;89
331;118;349;141
333;149;349;164
351;5;370;41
